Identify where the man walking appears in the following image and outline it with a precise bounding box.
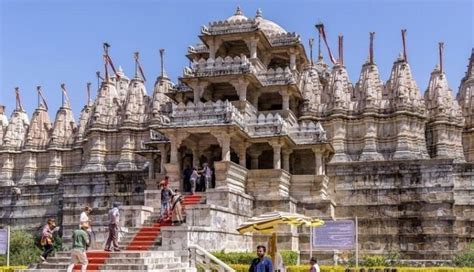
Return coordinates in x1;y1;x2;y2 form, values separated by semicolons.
249;245;273;272
159;180;173;221
309;257;320;272
66;225;89;272
104;202;120;252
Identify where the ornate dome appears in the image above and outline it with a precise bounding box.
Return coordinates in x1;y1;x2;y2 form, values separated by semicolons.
254;9;287;36
226;7;248;22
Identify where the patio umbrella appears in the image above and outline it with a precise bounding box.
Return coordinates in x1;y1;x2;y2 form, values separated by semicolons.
237;211;324;266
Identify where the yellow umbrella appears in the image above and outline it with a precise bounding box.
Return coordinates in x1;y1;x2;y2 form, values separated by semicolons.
237;211;325;266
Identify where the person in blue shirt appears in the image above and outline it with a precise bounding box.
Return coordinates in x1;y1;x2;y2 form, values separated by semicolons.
249;245;273;272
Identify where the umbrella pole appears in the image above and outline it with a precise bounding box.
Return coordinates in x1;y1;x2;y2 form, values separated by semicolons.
310;226;313;260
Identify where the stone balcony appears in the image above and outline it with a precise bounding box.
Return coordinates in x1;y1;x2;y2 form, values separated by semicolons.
202;18;259;36
183;56;254;78
267;32;301;46
167;100;246;128
246;112;289;137
257;67;298;86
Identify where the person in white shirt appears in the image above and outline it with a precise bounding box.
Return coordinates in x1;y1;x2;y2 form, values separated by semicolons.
309;257;320;272
79;206;93;249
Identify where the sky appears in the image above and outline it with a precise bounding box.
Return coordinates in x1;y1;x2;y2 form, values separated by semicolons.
0;0;472;119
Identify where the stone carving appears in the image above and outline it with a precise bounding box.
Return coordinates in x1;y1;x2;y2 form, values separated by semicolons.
325;64;353;111
24;105;52;149
122;77;149;127
354;61;383;111
0;106;9;146
3;108;29;150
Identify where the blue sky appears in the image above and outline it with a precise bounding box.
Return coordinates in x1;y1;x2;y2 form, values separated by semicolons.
0;0;472;119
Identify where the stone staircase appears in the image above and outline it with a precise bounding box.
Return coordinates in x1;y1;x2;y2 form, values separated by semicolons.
20;194;205;272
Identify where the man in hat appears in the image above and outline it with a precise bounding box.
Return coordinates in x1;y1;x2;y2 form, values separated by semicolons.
40;218;60;262
104;202;120;252
66;224;90;272
309;257;320;272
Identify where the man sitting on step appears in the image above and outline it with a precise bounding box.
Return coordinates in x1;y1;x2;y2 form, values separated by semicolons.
66;224;89;272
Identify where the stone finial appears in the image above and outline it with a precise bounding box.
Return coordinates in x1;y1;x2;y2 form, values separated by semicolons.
325;64;352;110
235;6;243;16
256;8;263;18
122;73;148;127
25;96;52;149
60;83;71;108
50;94;76;148
355;60;383;110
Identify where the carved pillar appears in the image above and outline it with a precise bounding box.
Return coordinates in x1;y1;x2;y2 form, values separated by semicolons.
191;81;208;104
280;89;290;111
231;79;249;102
282;149;292;172
360;117;383;161
158;144;168;174
19;152;37;185
248;37;259;59
289;48;297;71
0;153;14;186
44;150;62;184
238;143;248;167
249;150;262;169
116;131;137;170
393;115;412;159
331;118;348;162
271;142;282;170
192;147;200;168
312;147;324;175
83;132;107;172
216;133;231;161
148;154;155;179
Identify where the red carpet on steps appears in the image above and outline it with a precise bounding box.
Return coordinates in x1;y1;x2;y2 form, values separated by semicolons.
73;194;203;271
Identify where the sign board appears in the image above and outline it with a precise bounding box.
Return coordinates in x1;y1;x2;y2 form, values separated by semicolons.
0;228;7;254
313;220;355;249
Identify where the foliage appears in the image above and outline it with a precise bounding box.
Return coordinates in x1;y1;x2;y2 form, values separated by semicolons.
0;230;42;266
229;265;473;272
0;266;28;272
453;250;474;267
360;255;389;267
212;250;299;266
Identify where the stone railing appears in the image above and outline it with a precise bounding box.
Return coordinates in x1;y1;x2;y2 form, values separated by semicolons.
257;67;297;86
289;121;328;143
189;244;235;272
187;43;209;54
246;112;289;137
169;100;245;127
202;19;259;36
268;32;301;46
183;56;254;78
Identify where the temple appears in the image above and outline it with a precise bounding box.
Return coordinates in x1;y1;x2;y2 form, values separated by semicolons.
1;8;473;264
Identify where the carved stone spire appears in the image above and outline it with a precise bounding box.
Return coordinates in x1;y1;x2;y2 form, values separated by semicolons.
3;88;29;149
325;64;353;111
458;48;474;128
384;56;424;112
50;84;77;148
88;80;121;129
114;66;130;103
151;49;173;124
424;64;464;161
24;88;52;149
354;61;383;111
300;65;323;114
122;71;148;127
74;83;94;145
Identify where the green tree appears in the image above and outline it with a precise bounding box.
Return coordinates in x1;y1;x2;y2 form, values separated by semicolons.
0;230;42;266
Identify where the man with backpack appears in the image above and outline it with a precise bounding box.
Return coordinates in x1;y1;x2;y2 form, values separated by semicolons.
66;224;89;272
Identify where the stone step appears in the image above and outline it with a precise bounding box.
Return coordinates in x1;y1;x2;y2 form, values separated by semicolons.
39;262;190;270
53;250;176;258
22;268;196;272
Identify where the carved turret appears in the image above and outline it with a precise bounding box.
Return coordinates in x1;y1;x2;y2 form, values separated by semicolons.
88;80;121;129
50;84;77;148
324;64;353;112
458;48;474;161
24;92;52;149
300;65;323;114
114;66;130;103
354;60;383;111
424;64;464;161
151;49;173;125
74;83;94;145
3;89;30;150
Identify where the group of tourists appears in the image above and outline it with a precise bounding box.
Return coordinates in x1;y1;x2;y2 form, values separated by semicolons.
182;162;214;194
158;176;184;225
249;245;320;272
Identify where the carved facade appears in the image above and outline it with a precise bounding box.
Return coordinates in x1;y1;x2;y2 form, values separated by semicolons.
0;8;472;261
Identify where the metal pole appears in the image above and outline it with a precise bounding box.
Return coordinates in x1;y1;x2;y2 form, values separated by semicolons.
310;226;313;259
7;225;10;267
355;216;359;269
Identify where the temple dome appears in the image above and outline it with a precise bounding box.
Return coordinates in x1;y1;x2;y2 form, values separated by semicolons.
254;9;287;36
226;7;248;22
